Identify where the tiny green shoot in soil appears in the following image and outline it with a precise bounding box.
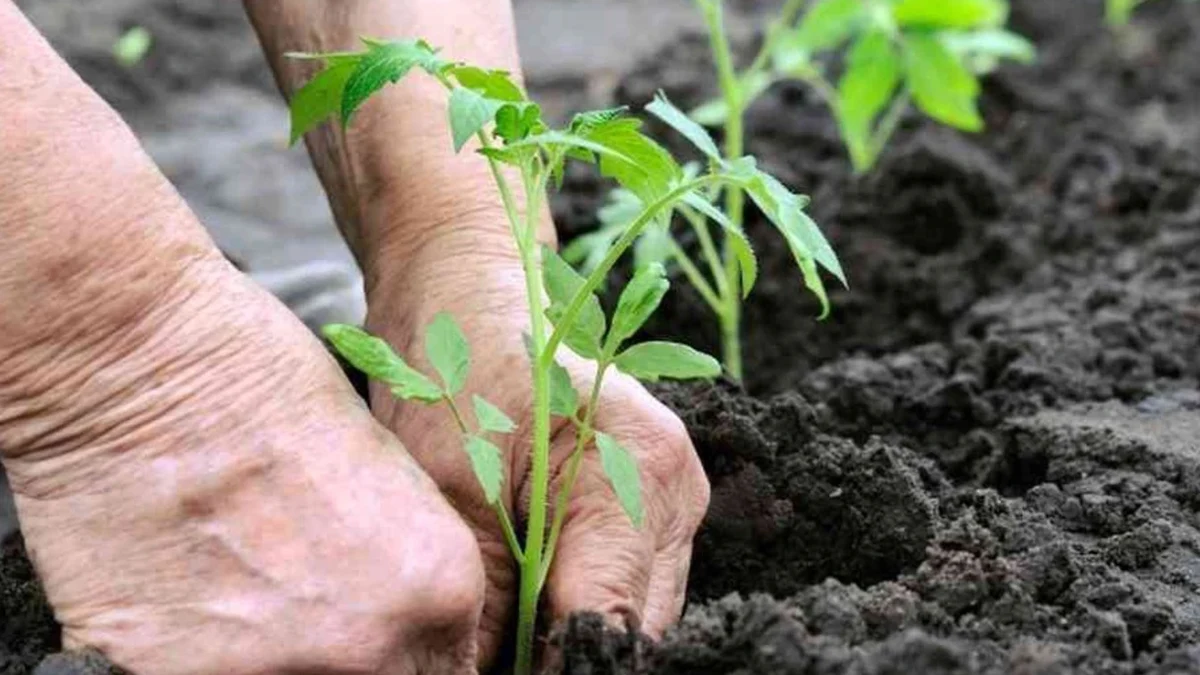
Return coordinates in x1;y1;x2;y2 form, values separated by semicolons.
286;36;842;674
1107;0;1197;27
113;26;152;68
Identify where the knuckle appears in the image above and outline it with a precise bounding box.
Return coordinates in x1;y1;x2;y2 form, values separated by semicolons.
404;515;487;627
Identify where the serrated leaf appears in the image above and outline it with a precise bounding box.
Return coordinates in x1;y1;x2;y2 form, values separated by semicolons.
478;145;536;166
903;33;983;132
505;131;634;165
342;40;438;124
563;188;640;275
837;28;903;166
792;0;867;54
322;324;443;402
494;102;544;143
645;92;721;160
608;263;669;351
448;87;503;152
614;341;722;382
425;312;470;395
473;395;516;434
680;191;758;296
289;58;359;145
595;432;645;528
542;246;606;358
584;118;681;204
892;0;1007;29
549;359;580;418
941;28;1036;67
741;170;844;318
449;65;526;102
464;435;505;505
569;107;630;135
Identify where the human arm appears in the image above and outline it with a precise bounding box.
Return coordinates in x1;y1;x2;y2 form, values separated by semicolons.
0;5;484;673
242;0;711;667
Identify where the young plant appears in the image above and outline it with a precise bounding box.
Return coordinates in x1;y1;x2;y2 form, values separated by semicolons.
571;0;1031;380
287;37;842;674
1107;0;1196;27
1108;0;1151;25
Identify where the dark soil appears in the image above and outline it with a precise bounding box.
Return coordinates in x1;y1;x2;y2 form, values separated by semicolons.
5;0;1200;673
547;0;1200;672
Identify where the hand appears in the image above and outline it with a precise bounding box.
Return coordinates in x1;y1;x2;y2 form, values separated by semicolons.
365;219;712;668
2;261;486;675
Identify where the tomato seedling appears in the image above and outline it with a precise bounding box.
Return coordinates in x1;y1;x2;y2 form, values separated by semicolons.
287;37;842;674
571;0;1031;381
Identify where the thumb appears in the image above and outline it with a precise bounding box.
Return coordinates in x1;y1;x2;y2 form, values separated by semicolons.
541;443;656;632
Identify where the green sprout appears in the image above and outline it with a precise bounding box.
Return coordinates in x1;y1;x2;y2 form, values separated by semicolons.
1107;0;1197;27
113;26;152;68
570;0;1031;380
287;37;841;674
1108;0;1150;25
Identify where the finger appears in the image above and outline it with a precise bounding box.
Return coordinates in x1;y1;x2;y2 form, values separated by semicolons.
642;540;693;638
542;452;656;631
373;395;516;670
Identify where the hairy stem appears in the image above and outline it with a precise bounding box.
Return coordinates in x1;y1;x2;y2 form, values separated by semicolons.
702;0;748;381
514;163;553;675
682;205;730;300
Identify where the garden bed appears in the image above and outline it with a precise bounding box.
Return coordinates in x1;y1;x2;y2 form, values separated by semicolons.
5;0;1200;673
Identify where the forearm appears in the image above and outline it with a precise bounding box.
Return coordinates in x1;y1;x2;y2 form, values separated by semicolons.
243;0;555;293
0;4;230;461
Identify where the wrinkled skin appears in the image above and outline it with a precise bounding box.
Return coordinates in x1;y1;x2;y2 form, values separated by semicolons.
3;257;487;675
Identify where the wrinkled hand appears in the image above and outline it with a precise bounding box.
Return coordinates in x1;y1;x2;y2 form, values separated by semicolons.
2;263;486;675
366;222;711;667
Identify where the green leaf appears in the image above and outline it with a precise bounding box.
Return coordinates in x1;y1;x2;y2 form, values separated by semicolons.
505;131;634;165
549;359;580;419
447;87;503;152
892;0;1007;29
289;58;359;145
464;435;505;505
608;263;669;351
595;432;645;528
645;92;721;160
564;188;640;275
680;191;759;296
542;246;606;359
322;324;443;402
584;118;681;204
614;341;722;382
903;33;984;132
689;98;730;126
342;40;438;124
740;170;844;318
837;28;903;166
941;28;1036;67
473;395;516;434
569;107;630;135
425;312;470;395
494;102;544;144
792;0;866;54
449;65;526;102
